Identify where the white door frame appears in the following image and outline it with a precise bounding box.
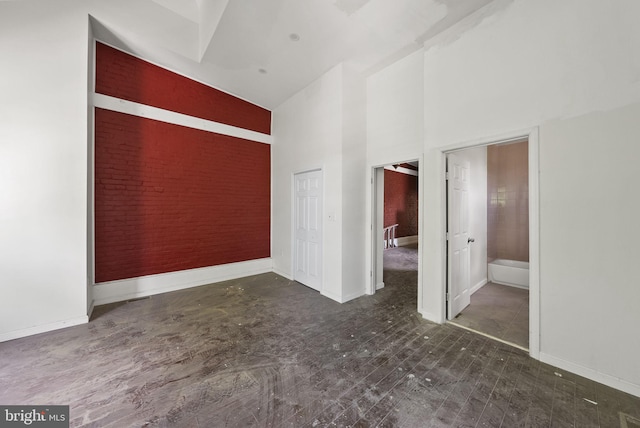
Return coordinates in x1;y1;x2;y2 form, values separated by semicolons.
440;128;540;358
369;159;423;307
371;166;385;292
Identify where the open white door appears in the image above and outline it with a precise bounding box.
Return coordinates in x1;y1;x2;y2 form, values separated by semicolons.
447;153;472;320
294;170;322;291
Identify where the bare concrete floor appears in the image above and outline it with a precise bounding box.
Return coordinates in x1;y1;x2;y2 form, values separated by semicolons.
1;249;639;427
451;282;529;349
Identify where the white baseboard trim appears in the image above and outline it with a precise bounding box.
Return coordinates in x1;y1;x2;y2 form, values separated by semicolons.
376;281;385;290
87;299;95;319
320;289;341;302
492;280;529;290
0;315;89;343
471;278;488;295
272;267;294;281
341;290;364;303
93;258;273;305
397;235;418;246
419;309;443;324
539;352;640;398
320;290;344;303
321;289;364;304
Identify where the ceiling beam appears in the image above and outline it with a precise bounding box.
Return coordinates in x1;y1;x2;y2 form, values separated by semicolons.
197;0;230;62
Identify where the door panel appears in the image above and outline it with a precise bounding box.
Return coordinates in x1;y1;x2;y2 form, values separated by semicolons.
294;170;323;291
308;242;319;277
447;154;471;320
296;239;306;272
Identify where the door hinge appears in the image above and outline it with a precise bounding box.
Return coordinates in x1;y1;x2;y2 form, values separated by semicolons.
445;171;449;180
446;293;450;301
446;232;449;240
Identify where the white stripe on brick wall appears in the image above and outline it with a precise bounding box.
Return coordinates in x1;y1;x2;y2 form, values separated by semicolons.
384;165;418;176
92;93;273;145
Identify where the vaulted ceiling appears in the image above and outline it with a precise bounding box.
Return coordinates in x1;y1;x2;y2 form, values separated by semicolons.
93;0;494;109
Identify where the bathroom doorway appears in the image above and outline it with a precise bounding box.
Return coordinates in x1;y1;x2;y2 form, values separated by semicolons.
446;139;531;350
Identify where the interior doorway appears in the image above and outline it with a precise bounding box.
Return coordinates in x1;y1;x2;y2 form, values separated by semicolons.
445;138;532;351
371;161;420;298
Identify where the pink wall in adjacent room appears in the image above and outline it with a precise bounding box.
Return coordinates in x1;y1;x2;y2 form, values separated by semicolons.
487;141;529;262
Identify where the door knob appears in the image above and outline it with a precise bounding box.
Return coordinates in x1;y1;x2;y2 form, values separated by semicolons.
468;237;475;243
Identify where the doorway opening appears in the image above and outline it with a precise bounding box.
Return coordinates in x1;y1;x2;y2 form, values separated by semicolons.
371;161;420;305
445;136;536;352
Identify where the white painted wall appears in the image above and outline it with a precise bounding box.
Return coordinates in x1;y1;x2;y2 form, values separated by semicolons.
272;63;370;303
366;49;424;167
420;0;640;395
453;147;487;293
365;49;424;297
341;64;368;301
0;2;90;340
271;65;345;300
539;103;640;397
423;0;640;147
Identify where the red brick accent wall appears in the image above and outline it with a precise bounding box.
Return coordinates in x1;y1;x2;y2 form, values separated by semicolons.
95;42;271;135
95;108;270;283
384;169;418;238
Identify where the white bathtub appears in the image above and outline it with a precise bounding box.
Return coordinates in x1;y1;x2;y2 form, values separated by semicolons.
488;259;529;289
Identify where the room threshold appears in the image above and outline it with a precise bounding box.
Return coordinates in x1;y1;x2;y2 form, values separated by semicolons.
447;320;529;353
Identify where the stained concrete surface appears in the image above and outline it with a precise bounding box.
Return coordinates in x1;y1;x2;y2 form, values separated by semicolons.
0;245;638;427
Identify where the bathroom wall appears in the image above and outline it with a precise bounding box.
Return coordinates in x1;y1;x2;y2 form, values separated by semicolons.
487;141;529;262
